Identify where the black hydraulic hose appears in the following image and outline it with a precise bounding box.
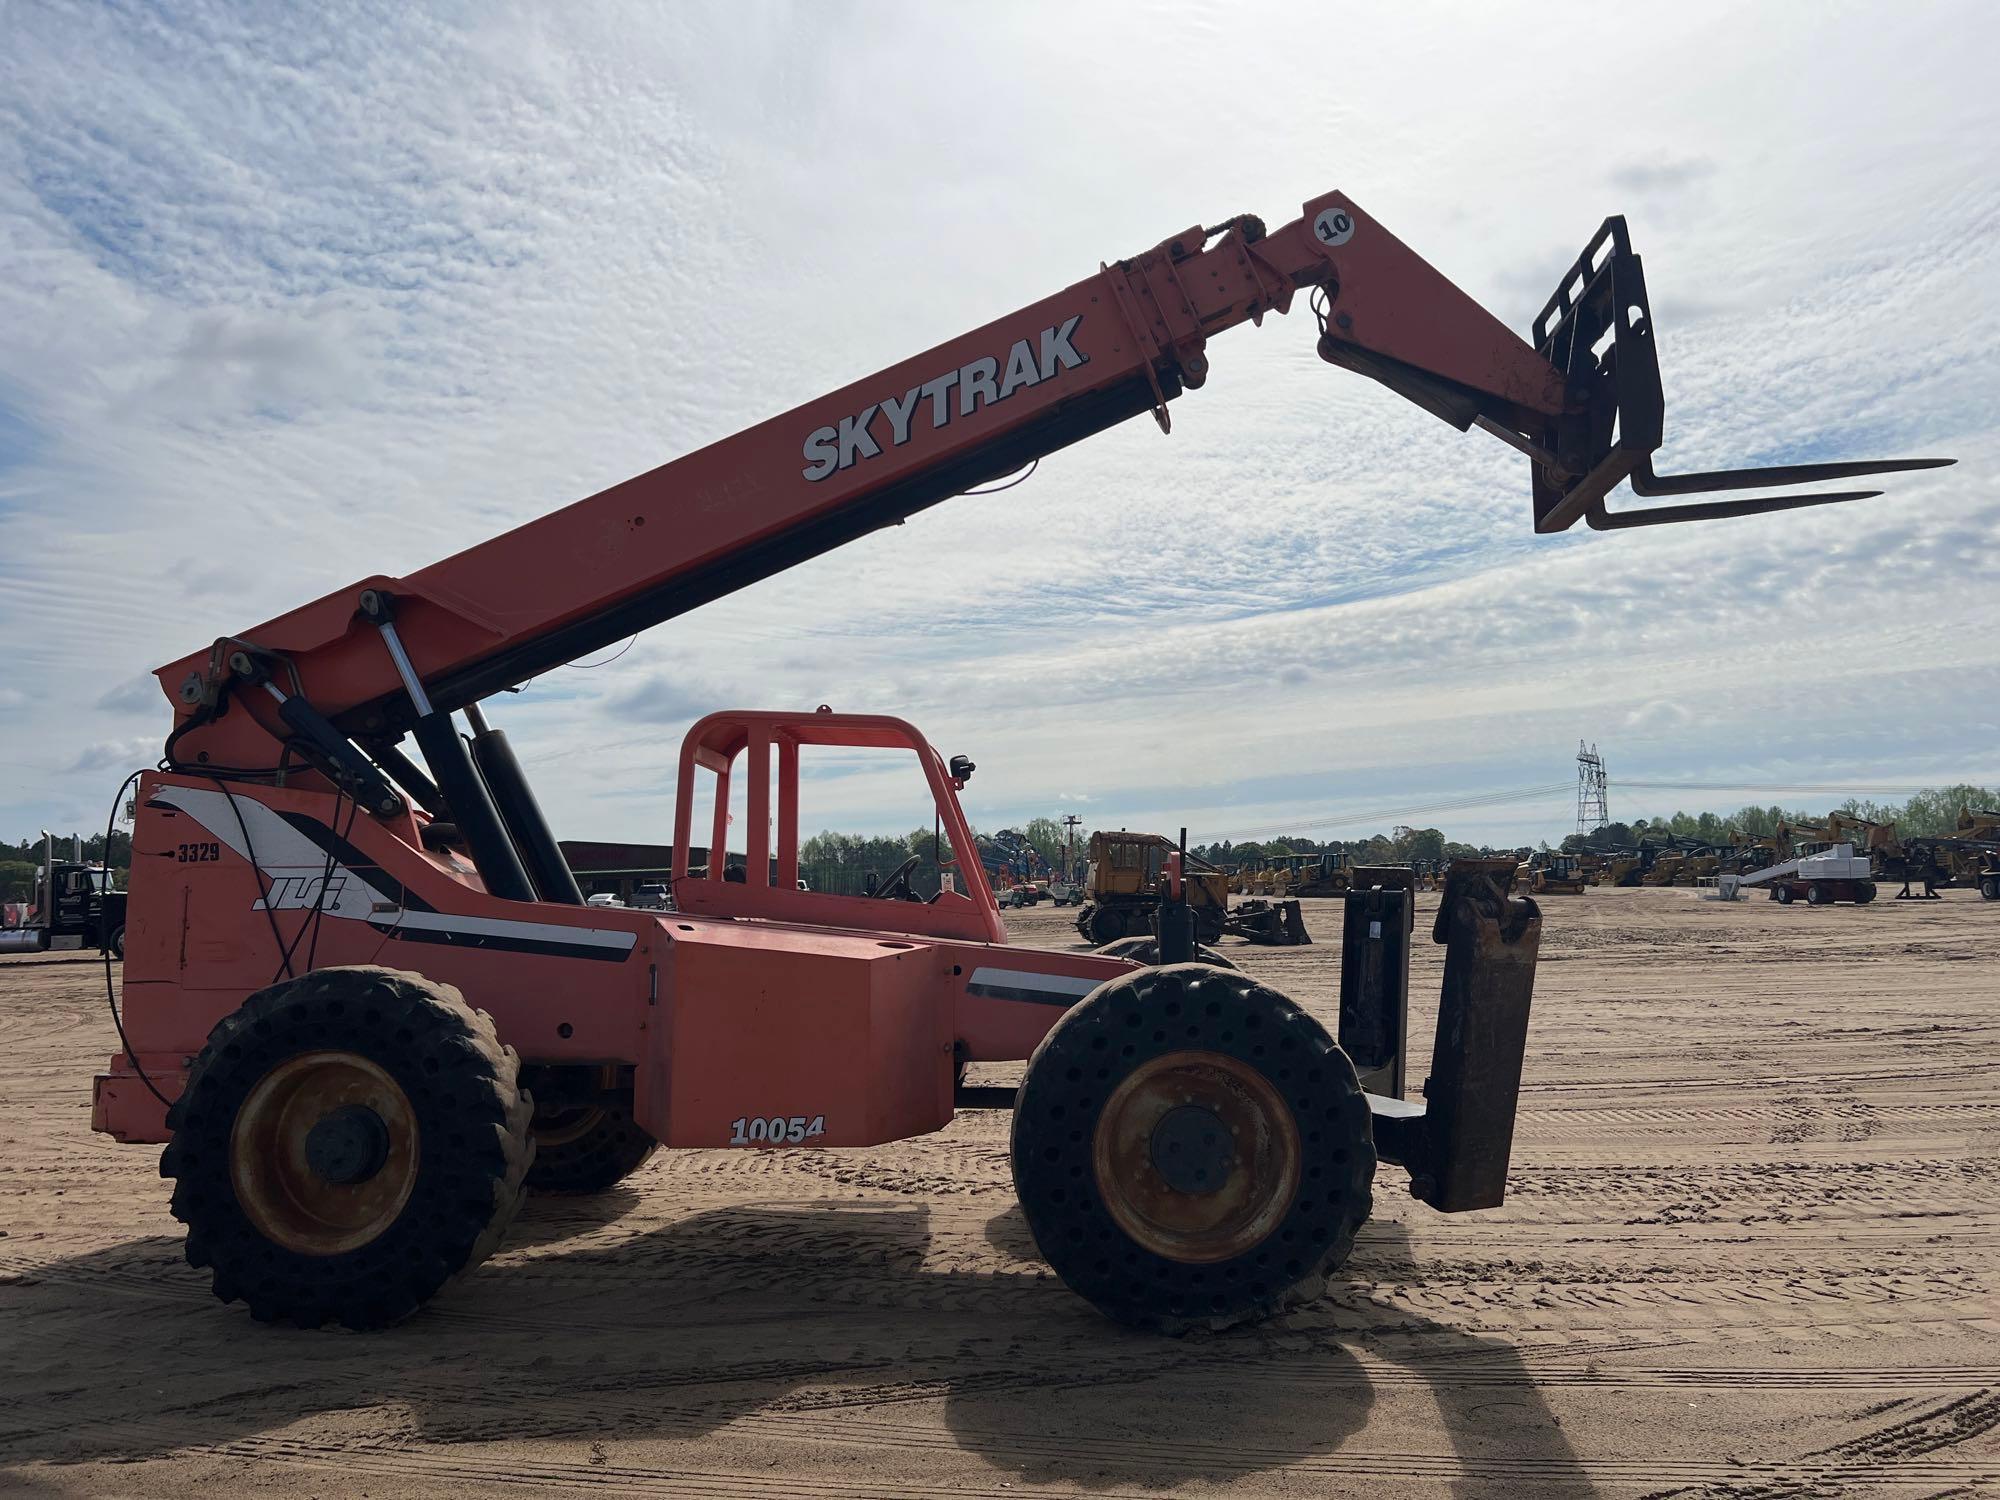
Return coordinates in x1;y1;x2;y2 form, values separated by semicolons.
206;775;295;981
100;768;169;1108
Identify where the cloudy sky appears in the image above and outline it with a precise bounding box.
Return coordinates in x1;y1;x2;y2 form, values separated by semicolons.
2;0;1995;853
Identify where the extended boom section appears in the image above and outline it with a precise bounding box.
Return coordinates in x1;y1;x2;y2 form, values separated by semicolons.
152;190;1947;803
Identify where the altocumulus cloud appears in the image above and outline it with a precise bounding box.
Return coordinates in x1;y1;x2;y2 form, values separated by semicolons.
0;2;1994;845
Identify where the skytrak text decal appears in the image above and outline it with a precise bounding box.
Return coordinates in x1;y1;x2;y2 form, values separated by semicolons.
800;315;1087;481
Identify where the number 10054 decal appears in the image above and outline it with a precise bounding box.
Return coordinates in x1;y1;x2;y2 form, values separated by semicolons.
728;1114;826;1146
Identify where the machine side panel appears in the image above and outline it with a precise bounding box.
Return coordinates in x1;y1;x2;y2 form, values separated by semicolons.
110;772;656;1084
652;929;952;1148
947;946;1134;1062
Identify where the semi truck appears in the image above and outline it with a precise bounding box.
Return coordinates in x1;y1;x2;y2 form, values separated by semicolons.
0;833;127;955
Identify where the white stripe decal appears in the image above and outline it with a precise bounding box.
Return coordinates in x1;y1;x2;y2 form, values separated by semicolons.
966;966;1100;1000
154;785;636;955
384;909;635;952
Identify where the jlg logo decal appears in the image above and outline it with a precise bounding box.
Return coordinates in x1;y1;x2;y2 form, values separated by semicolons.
801;316;1088;481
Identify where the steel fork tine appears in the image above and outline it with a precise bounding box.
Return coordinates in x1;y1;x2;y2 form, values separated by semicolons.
1589;490;1883;530
1629;455;1954;497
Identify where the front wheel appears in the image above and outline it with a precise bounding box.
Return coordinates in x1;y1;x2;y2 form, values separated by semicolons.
1805;883;1828;906
161;965;532;1329
1776;885;1795;905
1011;964;1375;1334
1981;876;1998;901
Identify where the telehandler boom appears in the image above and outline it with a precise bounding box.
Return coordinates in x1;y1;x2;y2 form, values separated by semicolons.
96;189;1948;1332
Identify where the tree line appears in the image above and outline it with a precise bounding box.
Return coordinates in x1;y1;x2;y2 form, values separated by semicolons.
1559;783;1999;853
1193;827;1485;869
14;784;1991;905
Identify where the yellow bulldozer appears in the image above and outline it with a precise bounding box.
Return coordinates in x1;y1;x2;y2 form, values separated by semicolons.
1516;850;1588;894
1285;850;1355;897
1950;807;2000;896
1237;855;1281;897
1639;847;1687;886
1074;832;1309;946
1594;848;1646;887
1678;850;1721;885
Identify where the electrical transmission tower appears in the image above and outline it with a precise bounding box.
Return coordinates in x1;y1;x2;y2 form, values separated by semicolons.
1576;742;1609;837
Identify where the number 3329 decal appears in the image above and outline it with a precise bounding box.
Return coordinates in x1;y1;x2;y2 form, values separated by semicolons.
728;1114;826;1146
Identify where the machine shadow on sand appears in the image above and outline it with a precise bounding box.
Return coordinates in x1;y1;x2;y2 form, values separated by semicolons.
1;1201;1588;1492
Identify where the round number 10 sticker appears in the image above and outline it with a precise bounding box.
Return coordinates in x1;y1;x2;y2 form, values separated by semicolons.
1314;207;1356;247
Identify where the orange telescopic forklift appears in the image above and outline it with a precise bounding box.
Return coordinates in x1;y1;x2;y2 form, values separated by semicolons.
92;190;1947;1333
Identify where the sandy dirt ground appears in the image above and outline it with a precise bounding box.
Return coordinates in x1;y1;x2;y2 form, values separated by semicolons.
2;886;1997;1497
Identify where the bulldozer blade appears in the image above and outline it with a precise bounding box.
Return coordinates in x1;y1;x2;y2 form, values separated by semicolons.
1226;897;1312;946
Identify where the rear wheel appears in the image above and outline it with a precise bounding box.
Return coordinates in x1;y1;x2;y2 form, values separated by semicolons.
1805;883;1828;906
1981;876;1999;901
161;965;532;1328
108;924;125;959
527;1100;657;1193
1855;882;1877;905
1011;964;1374;1334
1093;936;1238;970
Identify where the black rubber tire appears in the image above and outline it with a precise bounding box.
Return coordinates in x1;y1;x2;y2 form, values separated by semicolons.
161;965;532;1329
1855;882;1877;905
109;925;125;960
1074;904;1098;942
1982;877;1999;901
1775;885;1794;905
526;1103;657;1193
1092;936;1239;970
1011;963;1375;1335
1805;883;1828;906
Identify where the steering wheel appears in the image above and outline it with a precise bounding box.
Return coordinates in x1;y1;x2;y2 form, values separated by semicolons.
870;854;923;901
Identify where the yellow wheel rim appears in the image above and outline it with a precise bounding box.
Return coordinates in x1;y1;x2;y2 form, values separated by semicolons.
230;1051;420;1257
1092;1049;1300;1264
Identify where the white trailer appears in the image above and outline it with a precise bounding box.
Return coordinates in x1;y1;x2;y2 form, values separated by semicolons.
1730;843;1877;906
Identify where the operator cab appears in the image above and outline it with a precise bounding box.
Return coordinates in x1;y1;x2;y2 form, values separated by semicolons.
669;710;1006;944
